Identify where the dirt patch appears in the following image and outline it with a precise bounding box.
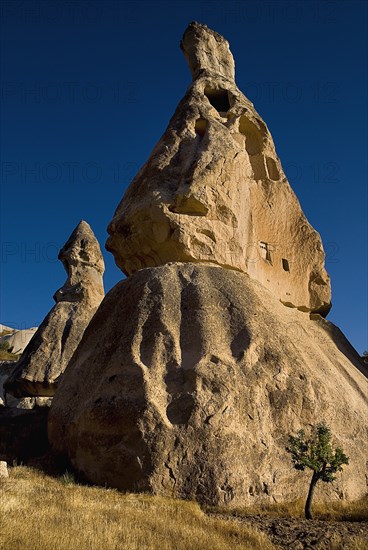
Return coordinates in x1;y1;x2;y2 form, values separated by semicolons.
208;513;368;549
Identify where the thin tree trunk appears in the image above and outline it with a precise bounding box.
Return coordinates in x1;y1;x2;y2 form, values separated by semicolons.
305;471;319;520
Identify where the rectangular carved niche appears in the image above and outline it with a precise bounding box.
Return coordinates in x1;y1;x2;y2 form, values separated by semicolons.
259;241;272;264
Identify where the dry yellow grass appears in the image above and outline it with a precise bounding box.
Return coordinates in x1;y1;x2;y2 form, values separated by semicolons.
0;466;277;550
313;498;368;521
211;496;368;521
327;534;368;550
0;350;18;361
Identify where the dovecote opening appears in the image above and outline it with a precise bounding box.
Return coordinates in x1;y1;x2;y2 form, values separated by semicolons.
195;117;207;137
259;241;272;263
282;258;290;272
204;86;230;113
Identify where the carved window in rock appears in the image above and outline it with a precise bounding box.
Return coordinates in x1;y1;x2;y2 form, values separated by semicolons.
259;241;272;264
282;258;290;272
195;117;207;137
204;86;231;116
239;116;268;180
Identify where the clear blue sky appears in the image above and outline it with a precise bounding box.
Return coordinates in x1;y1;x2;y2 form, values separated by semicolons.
1;1;367;352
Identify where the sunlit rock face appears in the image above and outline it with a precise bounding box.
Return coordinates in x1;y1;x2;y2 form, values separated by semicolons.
106;22;331;315
48;23;367;509
48;263;367;506
5;221;105;397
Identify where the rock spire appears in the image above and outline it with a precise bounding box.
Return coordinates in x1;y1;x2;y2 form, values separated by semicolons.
5;221;105;397
106;22;331;315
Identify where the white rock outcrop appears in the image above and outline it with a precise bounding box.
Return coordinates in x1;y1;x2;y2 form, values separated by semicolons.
0;328;38;355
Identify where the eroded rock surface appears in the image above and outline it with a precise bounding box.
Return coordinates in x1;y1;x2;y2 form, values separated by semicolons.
106;22;331;315
49;23;366;508
5;221;104;397
180;21;235;81
49;263;367;506
0;327;38;355
0;363;15;406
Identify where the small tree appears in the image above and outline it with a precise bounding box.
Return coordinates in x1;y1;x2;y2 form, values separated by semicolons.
286;423;349;520
0;341;10;352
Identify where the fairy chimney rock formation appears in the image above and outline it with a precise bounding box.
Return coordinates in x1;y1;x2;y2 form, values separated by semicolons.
5;221;105;397
106;22;331;316
49;24;367;508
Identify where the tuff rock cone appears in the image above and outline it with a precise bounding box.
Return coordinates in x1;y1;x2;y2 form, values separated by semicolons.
49;24;367;507
5;221;105;397
106;22;331;316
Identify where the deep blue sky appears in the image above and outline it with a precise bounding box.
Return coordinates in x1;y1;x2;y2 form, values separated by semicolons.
1;0;367;352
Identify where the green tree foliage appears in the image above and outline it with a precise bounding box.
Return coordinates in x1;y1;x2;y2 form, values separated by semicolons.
286;423;349;519
0;340;11;352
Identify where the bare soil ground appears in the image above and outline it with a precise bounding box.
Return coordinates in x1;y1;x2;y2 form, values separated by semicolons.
209;512;368;549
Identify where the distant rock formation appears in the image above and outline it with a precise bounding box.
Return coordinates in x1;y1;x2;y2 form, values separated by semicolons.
5;221;104;397
106;22;331;315
49;23;367;506
0;327;38;355
0;325;15;333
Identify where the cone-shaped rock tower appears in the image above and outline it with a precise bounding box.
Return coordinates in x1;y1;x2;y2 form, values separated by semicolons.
107;22;331;316
49;24;367;507
5;221;105;397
